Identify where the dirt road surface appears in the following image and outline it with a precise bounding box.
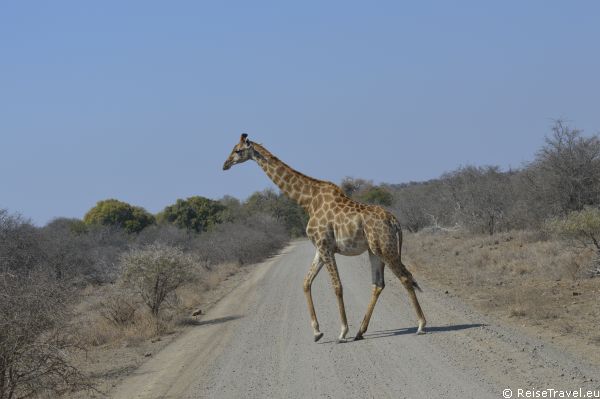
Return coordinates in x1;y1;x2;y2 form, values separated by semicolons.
111;241;599;399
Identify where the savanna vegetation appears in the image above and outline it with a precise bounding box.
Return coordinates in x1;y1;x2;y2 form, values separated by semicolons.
342;120;600;356
339;121;598;243
2;120;599;398
0;190;302;398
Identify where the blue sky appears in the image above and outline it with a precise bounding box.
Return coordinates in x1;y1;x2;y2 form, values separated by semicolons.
1;1;599;225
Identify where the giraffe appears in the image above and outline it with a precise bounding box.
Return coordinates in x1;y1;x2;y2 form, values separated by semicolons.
223;134;426;342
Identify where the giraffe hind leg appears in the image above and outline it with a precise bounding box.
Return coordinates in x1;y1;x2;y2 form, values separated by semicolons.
389;261;427;334
355;252;385;341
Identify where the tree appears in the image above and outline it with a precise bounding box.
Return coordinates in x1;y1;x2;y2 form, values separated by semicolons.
442;166;512;235
244;189;307;237
0;210;90;399
392;183;437;232
40;218;130;282
120;244;194;316
357;186;394;206
0;210;45;274
340;178;394;207
157;196;225;232
340;177;373;198
84;199;155;233
45;217;88;235
524;120;600;217
218;195;243;222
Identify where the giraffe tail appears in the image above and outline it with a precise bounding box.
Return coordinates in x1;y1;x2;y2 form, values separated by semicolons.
394;220;423;292
410;276;423;292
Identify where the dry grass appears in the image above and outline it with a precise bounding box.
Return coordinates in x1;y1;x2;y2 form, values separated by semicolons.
60;260;249;398
404;230;600;355
202;262;241;291
76;287;168;348
79;310;162;347
72;261;243;349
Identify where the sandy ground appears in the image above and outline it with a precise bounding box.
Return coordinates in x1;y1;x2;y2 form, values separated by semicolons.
110;240;600;398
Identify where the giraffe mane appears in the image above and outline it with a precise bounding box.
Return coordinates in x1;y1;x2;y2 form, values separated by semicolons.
251;143;346;194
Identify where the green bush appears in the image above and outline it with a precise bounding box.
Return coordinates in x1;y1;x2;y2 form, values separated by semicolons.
358;186;394;206
157;196;226;232
546;207;600;250
83;199;155;233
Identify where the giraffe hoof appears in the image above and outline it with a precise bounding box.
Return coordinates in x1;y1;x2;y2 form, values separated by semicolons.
416;329;426;335
354;333;364;341
314;332;324;342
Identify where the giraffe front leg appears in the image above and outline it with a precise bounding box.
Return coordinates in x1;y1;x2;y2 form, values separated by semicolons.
322;254;349;342
303;252;324;342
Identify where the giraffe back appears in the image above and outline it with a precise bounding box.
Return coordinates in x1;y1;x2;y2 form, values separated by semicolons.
305;186;401;258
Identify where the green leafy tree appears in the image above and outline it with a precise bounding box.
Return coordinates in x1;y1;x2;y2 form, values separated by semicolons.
157;196;226;232
358;186;394;206
83;199;155;233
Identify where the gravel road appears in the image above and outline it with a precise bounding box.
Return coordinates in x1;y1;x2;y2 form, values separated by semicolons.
111;241;600;399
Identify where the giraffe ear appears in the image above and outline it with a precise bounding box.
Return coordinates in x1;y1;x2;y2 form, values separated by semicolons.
240;133;249;143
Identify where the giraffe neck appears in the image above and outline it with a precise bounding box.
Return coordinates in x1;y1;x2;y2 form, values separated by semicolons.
251;143;318;210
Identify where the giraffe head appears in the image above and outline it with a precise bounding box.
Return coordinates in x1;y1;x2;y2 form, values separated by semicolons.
223;134;259;170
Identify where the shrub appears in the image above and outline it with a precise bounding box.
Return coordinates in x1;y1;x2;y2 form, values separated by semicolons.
193;214;288;266
546;207;600;250
41;220;130;283
98;292;137;326
391;181;443;232
442;166;513;235
84;199;155;233
44;217;88;235
0;271;90;399
525;121;600;216
0;210;45;274
340;177;374;197
546;207;600;275
0;211;91;398
120;244;195;316
134;224;195;249
219;195;244;222
157;196;226;232
244;189;307;237
357;186;394;206
383;121;600;232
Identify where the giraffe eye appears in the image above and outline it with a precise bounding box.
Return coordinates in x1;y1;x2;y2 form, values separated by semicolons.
235;150;242;154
